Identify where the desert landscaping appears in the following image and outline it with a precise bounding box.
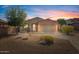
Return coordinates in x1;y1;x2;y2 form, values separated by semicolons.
0;32;79;54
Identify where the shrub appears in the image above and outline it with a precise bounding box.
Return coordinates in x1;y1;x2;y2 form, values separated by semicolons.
40;35;54;46
61;25;74;35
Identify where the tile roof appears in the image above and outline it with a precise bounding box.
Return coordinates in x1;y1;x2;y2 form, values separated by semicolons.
26;17;57;24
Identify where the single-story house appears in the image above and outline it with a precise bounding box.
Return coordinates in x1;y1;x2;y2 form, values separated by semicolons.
25;17;59;33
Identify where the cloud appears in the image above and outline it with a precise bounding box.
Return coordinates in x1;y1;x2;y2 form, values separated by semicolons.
28;8;79;20
1;5;9;8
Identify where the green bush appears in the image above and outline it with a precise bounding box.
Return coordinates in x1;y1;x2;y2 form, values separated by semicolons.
61;25;74;35
40;35;54;45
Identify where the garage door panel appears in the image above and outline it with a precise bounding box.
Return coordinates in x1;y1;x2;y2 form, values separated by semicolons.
42;25;56;32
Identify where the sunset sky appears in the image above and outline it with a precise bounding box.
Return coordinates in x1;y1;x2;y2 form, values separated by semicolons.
0;5;79;20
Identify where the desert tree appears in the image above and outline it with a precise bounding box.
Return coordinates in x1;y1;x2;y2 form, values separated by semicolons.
6;6;27;34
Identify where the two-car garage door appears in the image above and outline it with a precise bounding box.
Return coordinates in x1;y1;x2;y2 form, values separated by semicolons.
42;24;56;32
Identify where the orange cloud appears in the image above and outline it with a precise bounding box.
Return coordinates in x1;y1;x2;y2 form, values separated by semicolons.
50;11;79;20
28;8;79;20
40;10;79;20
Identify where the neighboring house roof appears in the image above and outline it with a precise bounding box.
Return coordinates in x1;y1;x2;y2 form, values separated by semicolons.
26;17;57;24
70;23;79;26
67;18;79;26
